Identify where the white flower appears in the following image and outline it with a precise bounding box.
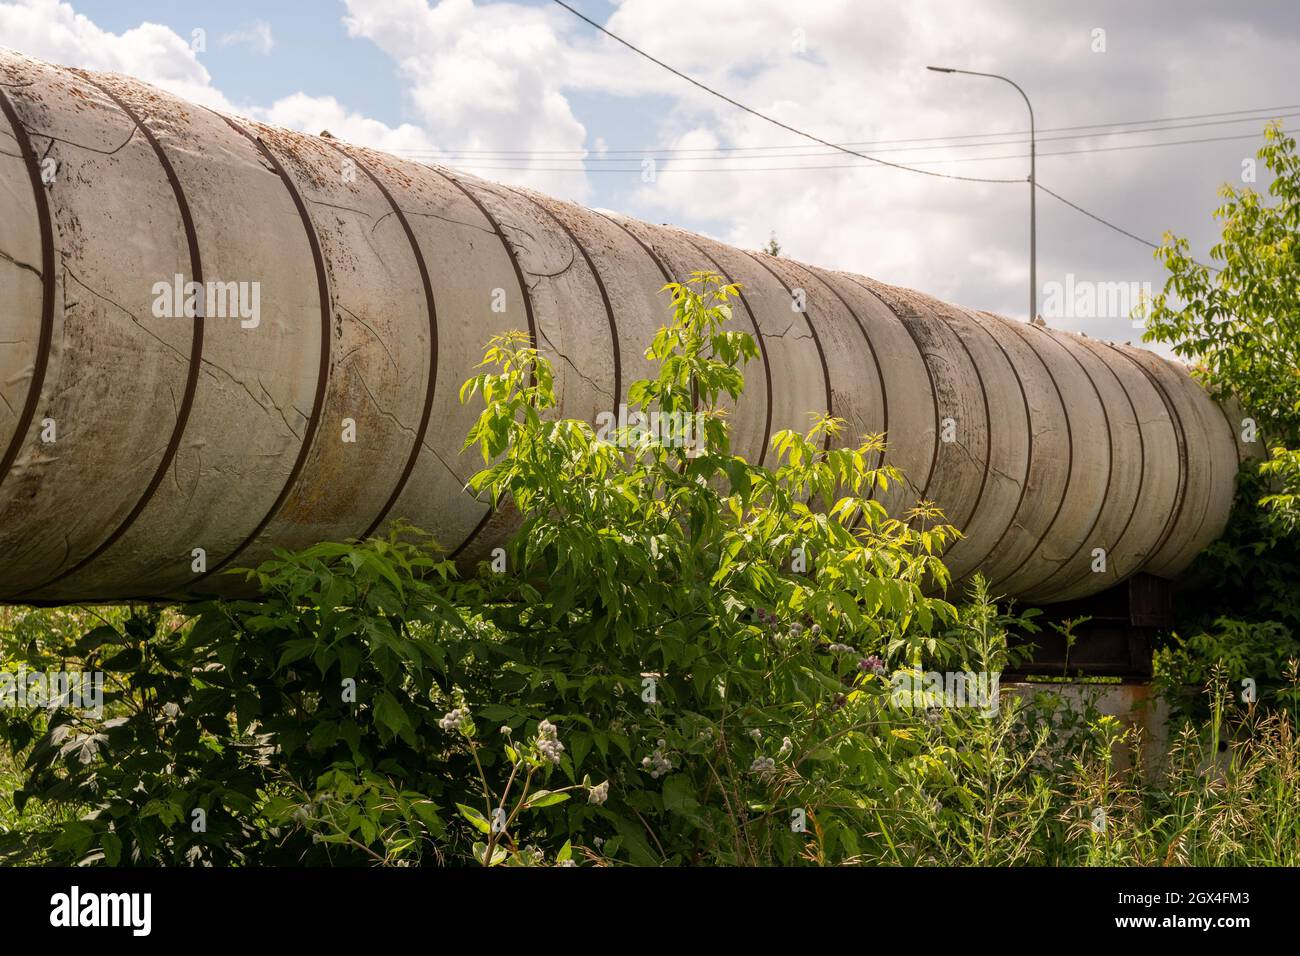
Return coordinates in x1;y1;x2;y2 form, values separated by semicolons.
642;747;672;777
588;780;610;806
535;718;565;764
438;706;470;732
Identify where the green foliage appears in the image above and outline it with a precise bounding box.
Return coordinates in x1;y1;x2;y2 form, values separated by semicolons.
2;272;1296;867
1155;618;1300;720
1143;123;1300;694
1174;469;1300;634
1259;447;1300;532
448;271;962;864
1;273;961;866
1144;122;1300;525
2;542;468;864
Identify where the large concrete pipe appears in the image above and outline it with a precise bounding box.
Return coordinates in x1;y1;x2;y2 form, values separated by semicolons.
0;51;1250;604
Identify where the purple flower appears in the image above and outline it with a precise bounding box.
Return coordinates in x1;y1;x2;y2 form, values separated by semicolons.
858;655;887;676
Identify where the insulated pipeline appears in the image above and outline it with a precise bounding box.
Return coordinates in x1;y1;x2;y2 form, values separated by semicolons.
0;51;1251;603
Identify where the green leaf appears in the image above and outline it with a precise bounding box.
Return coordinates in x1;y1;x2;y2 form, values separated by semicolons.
74;625;122;655
662;775;699;814
523;790;570;809
472;841;508;866
373;691;410;736
309;720;339;751
100;648;143;671
277;638;318;669
457;803;492;835
101;831;122;866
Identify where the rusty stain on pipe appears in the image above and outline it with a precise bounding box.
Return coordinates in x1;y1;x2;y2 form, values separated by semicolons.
0;51;1254;604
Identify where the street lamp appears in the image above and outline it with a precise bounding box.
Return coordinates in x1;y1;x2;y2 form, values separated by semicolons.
927;66;1037;322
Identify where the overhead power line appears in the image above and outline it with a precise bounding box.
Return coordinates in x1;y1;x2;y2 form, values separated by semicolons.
411;128;1279;172
546;0;1235;266
400;107;1300;159
1034;182;1159;250
548;0;1021;185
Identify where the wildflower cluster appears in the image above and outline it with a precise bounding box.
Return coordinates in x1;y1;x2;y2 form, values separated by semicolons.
858;655;887;676
535;719;565;765
439;705;471;734
642;739;673;778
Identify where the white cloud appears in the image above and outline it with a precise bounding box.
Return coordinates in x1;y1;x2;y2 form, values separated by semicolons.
219;19;274;55
544;0;1300;335
0;0;225;107
0;0;431;149
3;0;1296;338
254;91;436;154
341;0;594;199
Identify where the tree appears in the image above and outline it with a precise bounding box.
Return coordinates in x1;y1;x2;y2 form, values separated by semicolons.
1144;122;1300;527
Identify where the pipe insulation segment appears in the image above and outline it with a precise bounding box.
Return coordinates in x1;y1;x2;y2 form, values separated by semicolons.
0;51;1254;604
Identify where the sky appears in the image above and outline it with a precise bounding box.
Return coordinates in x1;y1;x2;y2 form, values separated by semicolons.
1;0;1296;346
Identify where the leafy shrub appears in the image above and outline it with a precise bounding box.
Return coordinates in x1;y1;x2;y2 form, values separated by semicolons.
1155;617;1300;720
2;273;1296;867
1;273;962;865
1143;123;1300;703
1144;123;1300;528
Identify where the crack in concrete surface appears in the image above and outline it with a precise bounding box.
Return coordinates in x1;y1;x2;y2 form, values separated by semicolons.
21;122;137;157
0;246;42;278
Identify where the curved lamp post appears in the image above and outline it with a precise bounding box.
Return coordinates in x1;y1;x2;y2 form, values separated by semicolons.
928;66;1037;321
